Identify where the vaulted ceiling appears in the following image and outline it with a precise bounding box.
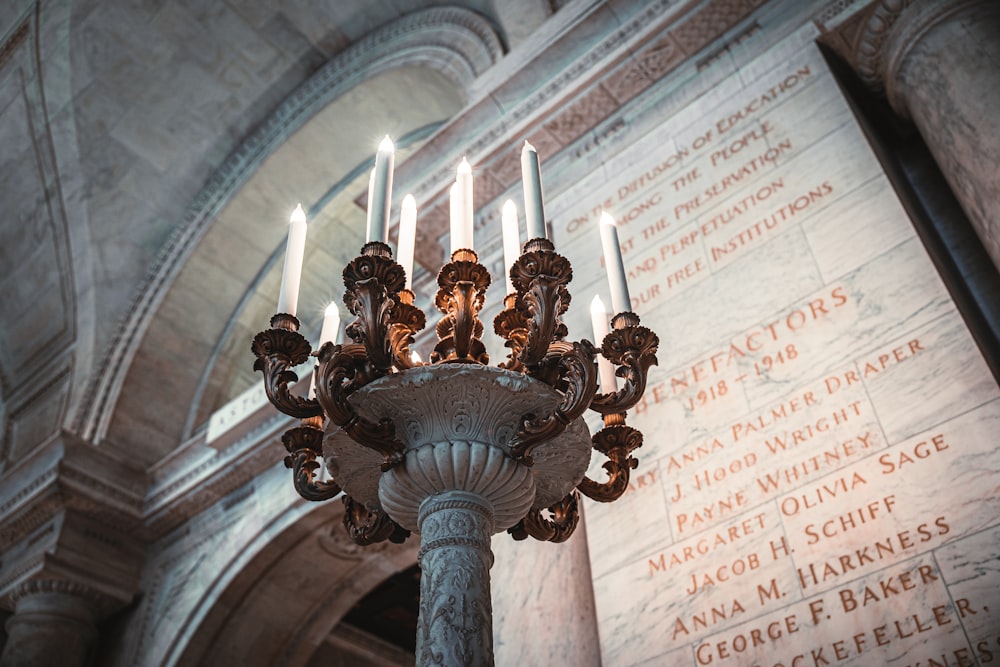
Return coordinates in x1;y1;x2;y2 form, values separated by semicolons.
0;0;557;469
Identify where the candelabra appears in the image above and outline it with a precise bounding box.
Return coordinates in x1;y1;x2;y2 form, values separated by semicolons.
252;146;658;667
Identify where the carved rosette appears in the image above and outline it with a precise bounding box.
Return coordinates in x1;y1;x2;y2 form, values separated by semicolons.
415;491;495;667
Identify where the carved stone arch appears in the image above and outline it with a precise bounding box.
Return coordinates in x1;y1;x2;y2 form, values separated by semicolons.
76;6;503;448
167;511;418;667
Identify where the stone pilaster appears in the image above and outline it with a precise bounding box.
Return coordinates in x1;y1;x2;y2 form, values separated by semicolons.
415;491;496;667
0;580;110;667
853;0;1000;270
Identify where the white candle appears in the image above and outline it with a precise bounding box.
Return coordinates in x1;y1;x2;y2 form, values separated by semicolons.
457;157;474;251
398;194;417;290
599;211;631;313
501;199;521;295
368;136;394;244
449;182;462;256
311;301;339;399
521;141;546;240
590;295;618;393
318;302;341;346
365;168;374;243
276;204;308;316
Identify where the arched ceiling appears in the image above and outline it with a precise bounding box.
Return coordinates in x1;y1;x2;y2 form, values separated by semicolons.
58;2;537;464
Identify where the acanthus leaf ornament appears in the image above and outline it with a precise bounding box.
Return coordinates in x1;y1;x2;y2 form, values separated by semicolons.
343;495;411;545
510;239;572;368
282;423;342;502
508;340;598;464
251;316;323;420
508;490;580;542
577;423;643;502
589;313;660;415
430;251;490;364
314;342;406;470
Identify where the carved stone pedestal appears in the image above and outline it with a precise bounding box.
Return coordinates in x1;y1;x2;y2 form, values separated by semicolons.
325;365;594;667
415;490;496;666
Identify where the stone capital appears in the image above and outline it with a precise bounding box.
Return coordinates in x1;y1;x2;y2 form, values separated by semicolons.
852;0;992;116
7;578;113;618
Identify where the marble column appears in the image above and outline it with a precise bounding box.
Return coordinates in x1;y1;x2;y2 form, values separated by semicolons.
0;580;106;667
492;508;601;667
855;0;1000;270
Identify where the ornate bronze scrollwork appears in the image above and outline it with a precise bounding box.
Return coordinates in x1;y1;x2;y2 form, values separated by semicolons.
577;424;643;502
342;242;406;373
389;290;427;369
510;239;572;369
251;315;323;420
431;251;490;364
508;340;598;464
343;495;411;545
508;491;580;542
282;423;341;501
315;342;406;470
590;313;660;415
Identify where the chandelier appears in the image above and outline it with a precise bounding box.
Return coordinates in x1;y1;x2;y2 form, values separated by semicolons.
252;137;658;666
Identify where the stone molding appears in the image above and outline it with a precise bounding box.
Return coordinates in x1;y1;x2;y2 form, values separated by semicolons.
75;6;504;446
8;578;111;613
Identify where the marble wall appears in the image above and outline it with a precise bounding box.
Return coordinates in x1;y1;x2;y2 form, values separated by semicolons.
541;25;1000;667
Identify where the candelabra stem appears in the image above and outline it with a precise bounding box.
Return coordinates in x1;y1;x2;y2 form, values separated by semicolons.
415;490;496;667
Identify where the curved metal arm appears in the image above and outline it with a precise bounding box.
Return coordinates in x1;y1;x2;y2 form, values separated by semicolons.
508;491;580;543
343;495;411;545
509;340;598;464
589;318;659;416
315;342;406;470
251;328;323;420
282;425;341;501
577;424;643;502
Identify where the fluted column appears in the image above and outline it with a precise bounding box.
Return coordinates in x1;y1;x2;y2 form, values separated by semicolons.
855;0;1000;269
0;580;107;667
415;491;496;667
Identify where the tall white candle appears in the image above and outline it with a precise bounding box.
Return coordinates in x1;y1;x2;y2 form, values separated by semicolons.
399;194;417;290
457;157;474;251
310;303;340;399
276;204;308;316
521;141;546;240
590;295;618;393
318;302;341;347
449;182;462;256
501;199;521;295
368;136;394;244
365;168;374;243
599;211;631;313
